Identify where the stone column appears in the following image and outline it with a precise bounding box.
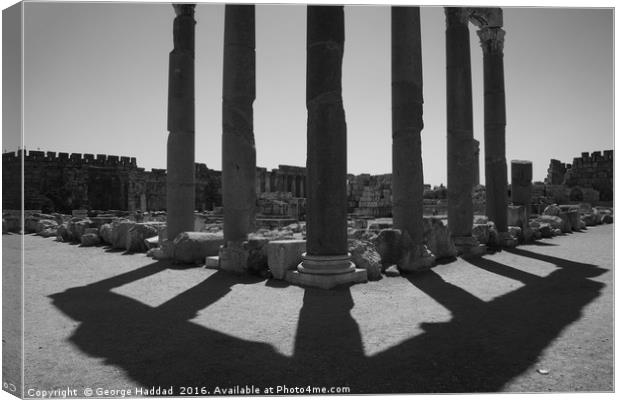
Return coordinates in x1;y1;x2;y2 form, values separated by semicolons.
479;24;508;233
166;4;195;241
445;7;483;256
289;6;366;289
391;6;435;272
472;139;480;187
220;5;256;273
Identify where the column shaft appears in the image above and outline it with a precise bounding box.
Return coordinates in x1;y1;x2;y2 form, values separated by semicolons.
166;4;195;241
480;27;508;232
445;7;474;238
391;7;424;246
305;5;349;259
222;5;256;243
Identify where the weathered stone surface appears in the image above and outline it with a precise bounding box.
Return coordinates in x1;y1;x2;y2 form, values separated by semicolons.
601;214;613;224
542;204;561;216
579;219;586;230
144;236;159;249
267;240;307;280
174;232;224;264
126;223;161;253
473;215;489;225
472;223;490;244
205;256;219;269
80;233;101;247
35;219;58;234
110;220;136;249
384;265;400;277
558;212;572;233
56;223;71;242
422;217;458;259
507;206;526;229
538;223;553;238
99;223;113;244
567;210;581;231
246;238;270;276
533;215;562;230
3;215;20;233
511;160;533;206
552;228;562;236
372;229;403;268
348;239;382;280
507;226;522;240
578;203;593;215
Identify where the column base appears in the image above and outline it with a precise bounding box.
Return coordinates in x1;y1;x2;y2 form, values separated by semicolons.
297;253;356;275
219;242;248;274
285;268;367;290
453;236;486;259
285;252;367;289
399;244;436;273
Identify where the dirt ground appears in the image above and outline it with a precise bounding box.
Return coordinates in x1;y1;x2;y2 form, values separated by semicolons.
5;223;614;396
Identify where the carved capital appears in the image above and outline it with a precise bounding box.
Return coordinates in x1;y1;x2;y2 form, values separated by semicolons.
468;7;503;28
173;3;195;17
478;27;505;53
445;7;470;27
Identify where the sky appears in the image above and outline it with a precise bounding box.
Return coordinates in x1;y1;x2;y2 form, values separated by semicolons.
5;1;615;186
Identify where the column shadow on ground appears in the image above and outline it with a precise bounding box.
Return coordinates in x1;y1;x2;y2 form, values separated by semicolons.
49;247;608;393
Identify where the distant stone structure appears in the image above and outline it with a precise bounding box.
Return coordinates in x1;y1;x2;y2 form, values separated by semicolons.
2;150;307;216
545;150;613;202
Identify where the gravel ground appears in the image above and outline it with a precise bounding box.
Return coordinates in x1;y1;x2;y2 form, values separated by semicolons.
8;223;613;395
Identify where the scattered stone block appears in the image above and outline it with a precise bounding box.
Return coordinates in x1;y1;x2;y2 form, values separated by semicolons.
507;226;522;240
348;239;382;280
205;256;219;269
533;215;562;230
110;220;135;249
144;236;159;249
372;229;403;268
473;215;489;225
422;217;457;260
552;228;563;236
567;210;581;230
126;222;161;253
80;233;101;247
558;212;572;233
384;265;400;277
538;223;553;238
99;223;113;244
174;232;224;264
267;239;307;280
542;204;561;216
246;238;270;276
601;214;613;224
472;223;490;244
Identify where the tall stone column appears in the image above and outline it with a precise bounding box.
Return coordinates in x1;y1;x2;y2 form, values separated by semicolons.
220;5;256;273
479;24;508;233
289;6;366;289
166;4;195;241
391;6;435;272
445;7;483;256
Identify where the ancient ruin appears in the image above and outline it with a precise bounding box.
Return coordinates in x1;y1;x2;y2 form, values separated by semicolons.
3;5;613;291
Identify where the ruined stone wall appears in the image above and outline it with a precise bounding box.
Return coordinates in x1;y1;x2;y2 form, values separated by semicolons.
546;150;613;201
2;150;223;213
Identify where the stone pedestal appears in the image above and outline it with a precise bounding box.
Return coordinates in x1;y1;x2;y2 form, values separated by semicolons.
290;6;362;289
166;4;196;241
391;6;435;272
221;5;256;273
511;160;533;206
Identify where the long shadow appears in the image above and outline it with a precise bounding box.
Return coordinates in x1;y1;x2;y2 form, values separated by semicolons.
49;246;609;393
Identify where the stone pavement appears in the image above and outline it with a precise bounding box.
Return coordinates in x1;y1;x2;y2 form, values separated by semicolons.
10;223;613;394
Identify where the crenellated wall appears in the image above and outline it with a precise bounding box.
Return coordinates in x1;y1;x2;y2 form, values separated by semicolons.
545;150;613;201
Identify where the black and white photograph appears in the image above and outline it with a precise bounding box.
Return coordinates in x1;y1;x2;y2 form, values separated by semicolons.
1;0;615;397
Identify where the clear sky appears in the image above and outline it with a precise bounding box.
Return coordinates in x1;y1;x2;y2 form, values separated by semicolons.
10;1;614;186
